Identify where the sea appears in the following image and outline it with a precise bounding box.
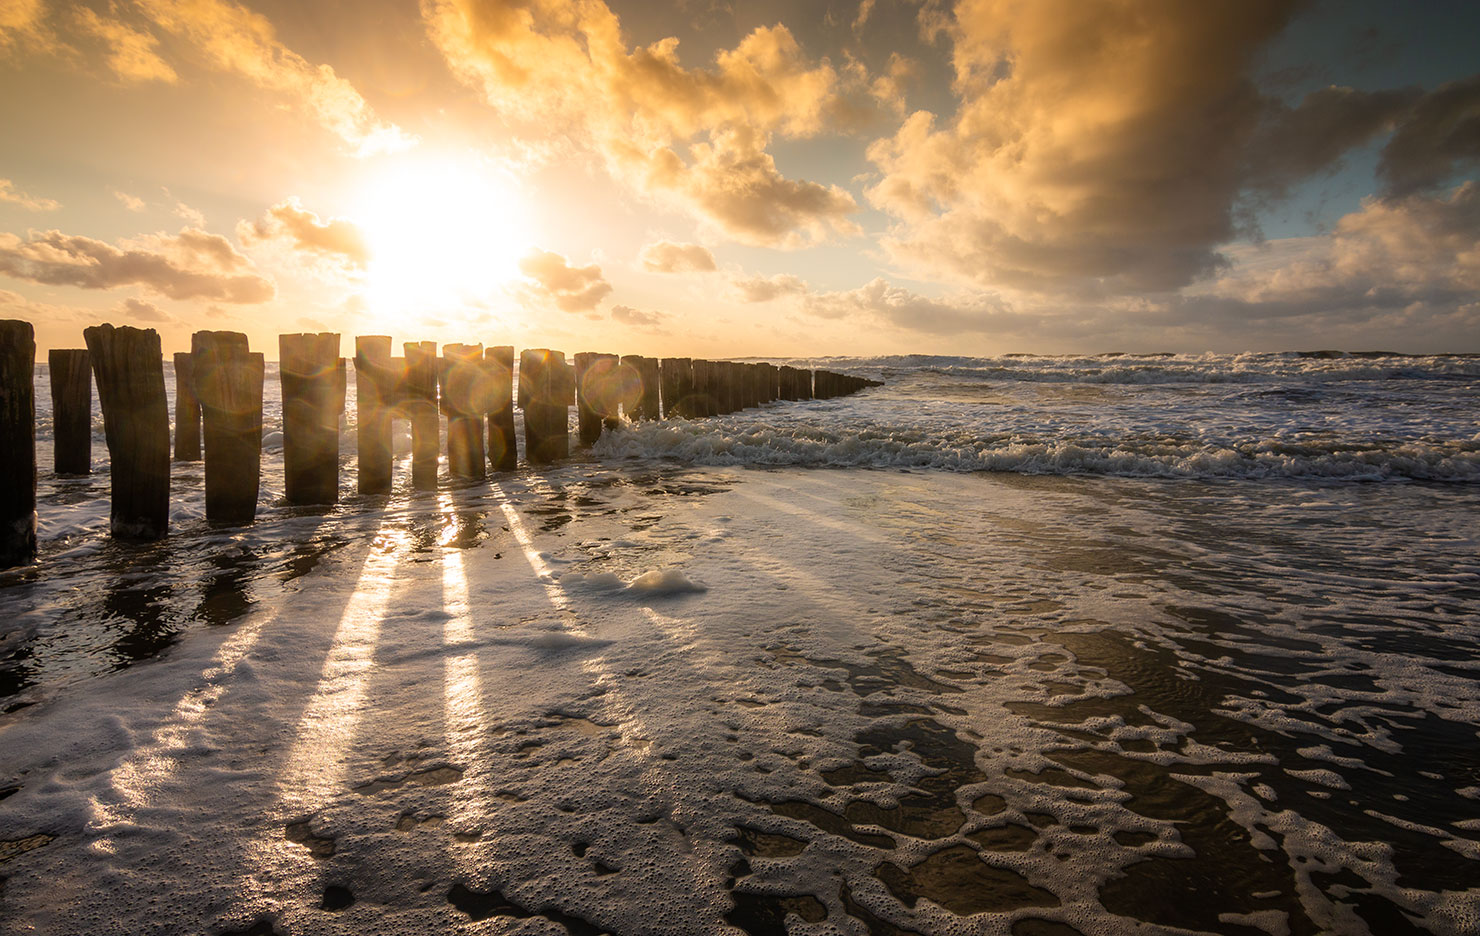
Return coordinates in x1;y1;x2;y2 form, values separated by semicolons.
1;351;1478;935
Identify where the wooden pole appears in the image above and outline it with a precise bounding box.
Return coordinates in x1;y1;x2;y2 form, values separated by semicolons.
520;348;572;464
620;354;660;421
485;346;517;471
574;352;600;445
280;333;342;504
696;359;718;416
354;336;393;494
441;343;487;479
721;361;739;414
193;331;262;524
172;352;201;461
1;321;36;566
574;352;619;445
553;353;573;458
688;359;706;417
404;341;439;490
49;348;91;475
659;357;684;419
84;324;169;540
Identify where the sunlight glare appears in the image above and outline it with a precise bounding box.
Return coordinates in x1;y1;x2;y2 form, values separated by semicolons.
354;156;531;317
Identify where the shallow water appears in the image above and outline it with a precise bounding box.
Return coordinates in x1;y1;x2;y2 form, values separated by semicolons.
2;352;1479;934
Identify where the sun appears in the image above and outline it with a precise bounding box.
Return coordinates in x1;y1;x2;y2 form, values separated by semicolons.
352;155;533;319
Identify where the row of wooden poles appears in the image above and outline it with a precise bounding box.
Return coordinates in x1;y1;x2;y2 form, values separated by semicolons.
0;320;882;567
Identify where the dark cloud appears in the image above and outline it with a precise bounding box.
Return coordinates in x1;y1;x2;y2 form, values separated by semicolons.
868;0;1303;294
1378;74;1480;196
1243;84;1420;201
0;228;275;302
518;249;613;313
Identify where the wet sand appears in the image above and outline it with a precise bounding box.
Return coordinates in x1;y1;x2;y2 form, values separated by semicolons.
2;464;1478;934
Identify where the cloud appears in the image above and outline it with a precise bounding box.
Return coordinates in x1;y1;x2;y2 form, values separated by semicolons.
1377;74;1480;197
173;201;206;226
518;249;612;313
0;227;275;302
648;126;859;246
0;288;86;321
1197;182;1480;314
239;197;369;267
134;0;415;156
422;0;868;245
611;304;665;326
0;179;60;212
639;240;716;273
73;6;177;84
802;277;1013;335
0;0;52;52
732;272;807;302
865;1;1303;294
1242;84;1420;203
112;189;146;212
120;296;171;322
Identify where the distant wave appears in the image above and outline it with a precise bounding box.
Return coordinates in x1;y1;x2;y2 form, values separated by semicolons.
816;352;1480;385
593;419;1480;482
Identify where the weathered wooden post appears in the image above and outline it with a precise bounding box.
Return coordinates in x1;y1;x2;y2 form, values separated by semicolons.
520;348;571;463
800;369;814;400
659;357;683;419
620;354;660;421
280;333;342;505
574;352;619;445
193;331;263;524
171;352;201;462
404;341;439;490
722;362;740;414
441;343;487;479
554;353;574;457
84;324;169;539
1;321;36;566
354;336;394;495
688;359;707;417
485;346;517;471
49;348;91;475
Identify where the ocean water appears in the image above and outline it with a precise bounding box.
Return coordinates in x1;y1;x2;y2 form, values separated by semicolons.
2;352;1478;935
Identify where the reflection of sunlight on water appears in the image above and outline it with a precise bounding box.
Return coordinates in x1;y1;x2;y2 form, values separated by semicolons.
270;524;397;821
87;615;272;846
439;501;499;843
490;481;568;612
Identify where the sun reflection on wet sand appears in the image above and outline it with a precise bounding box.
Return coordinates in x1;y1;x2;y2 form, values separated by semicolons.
86;614;274;844
267;521;399;826
438;499;503;846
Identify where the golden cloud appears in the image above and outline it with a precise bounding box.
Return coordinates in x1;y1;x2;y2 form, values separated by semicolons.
638;240;716;273
0;226;274;302
866;0;1302;293
422;0;866;246
518;248;612;312
136;0;416;155
74;6;177;84
0;178;59;212
239;198;370;268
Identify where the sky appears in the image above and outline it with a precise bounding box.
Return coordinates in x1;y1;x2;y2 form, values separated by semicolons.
1;0;1477;357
